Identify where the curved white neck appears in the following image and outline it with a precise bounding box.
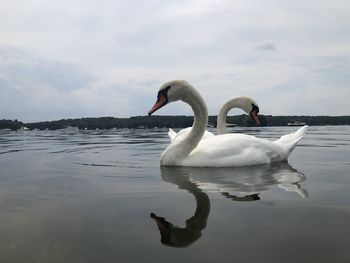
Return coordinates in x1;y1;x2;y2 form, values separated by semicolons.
161;85;208;165
217;97;247;134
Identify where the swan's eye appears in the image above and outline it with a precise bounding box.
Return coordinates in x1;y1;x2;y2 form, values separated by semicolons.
158;86;171;99
157;86;171;102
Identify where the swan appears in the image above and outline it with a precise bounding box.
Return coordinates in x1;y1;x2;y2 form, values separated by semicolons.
148;80;308;167
168;96;260;142
217;96;260;134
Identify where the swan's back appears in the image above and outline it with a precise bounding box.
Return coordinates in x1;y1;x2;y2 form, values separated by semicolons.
174;126;308;167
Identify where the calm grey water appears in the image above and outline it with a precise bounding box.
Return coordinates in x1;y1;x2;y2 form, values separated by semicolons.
0;126;349;263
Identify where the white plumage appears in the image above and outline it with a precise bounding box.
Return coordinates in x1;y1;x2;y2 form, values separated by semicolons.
148;80;308;167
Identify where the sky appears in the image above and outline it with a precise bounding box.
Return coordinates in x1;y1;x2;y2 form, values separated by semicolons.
0;0;349;122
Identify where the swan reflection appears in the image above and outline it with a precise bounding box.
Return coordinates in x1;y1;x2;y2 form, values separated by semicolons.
187;162;308;199
151;162;307;247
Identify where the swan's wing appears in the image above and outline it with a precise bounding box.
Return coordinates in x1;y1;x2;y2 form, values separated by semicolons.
170;127;192;143
168;129;177;142
182;134;287;167
170;128;215;143
202;130;215;139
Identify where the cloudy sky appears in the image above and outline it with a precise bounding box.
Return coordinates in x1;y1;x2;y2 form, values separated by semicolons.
1;0;349;122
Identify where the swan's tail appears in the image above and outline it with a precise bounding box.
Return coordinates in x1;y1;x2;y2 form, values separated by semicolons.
274;125;308;152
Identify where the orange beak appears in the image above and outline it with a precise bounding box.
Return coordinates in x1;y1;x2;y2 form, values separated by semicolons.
250;110;260;126
148;94;168;116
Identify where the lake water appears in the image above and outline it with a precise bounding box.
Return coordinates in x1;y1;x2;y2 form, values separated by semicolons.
0;126;349;263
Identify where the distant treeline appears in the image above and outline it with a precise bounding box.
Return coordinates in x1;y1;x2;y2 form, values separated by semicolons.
1;115;350;131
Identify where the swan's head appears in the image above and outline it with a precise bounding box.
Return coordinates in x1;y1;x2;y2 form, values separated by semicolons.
241;97;260;126
223;96;260;125
250;103;260;126
148;80;192;116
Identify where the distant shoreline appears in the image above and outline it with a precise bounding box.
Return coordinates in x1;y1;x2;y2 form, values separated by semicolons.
1;115;350;131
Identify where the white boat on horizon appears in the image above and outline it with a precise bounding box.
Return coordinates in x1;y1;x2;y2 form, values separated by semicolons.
287;121;307;126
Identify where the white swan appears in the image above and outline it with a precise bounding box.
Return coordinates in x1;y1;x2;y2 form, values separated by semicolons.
148;80;308;167
168;96;260;142
217;96;260;134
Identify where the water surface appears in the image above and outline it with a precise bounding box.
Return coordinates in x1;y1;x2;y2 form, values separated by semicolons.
0;126;349;262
